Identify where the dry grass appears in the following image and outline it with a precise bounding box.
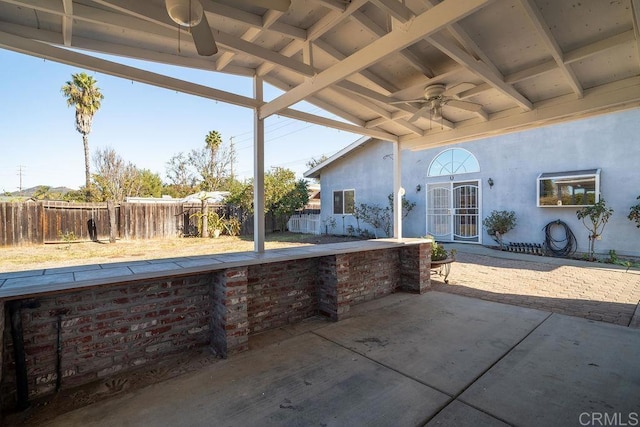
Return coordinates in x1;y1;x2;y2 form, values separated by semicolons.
0;233;359;273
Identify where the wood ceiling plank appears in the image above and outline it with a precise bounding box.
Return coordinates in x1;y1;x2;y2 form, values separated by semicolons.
519;0;583;97
216;10;285;71
260;0;495;119
428;32;533;111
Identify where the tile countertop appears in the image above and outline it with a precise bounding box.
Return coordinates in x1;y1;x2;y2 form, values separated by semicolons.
0;239;430;300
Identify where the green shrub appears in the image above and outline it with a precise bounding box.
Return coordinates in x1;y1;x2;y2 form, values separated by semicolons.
482;210;516;250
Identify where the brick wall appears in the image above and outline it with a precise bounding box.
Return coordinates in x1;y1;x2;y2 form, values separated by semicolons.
2;274;212;407
247;259;319;334
400;244;431;294
210;267;249;358
1;242;431;409
318;249;404;320
340;250;401;303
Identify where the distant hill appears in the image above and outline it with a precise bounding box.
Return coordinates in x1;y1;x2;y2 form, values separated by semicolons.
7;186;76;197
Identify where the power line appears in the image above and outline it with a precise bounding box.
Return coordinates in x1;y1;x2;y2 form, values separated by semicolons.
229;107;325;145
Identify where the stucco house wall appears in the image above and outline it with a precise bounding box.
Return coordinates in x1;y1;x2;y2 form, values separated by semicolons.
313;109;640;257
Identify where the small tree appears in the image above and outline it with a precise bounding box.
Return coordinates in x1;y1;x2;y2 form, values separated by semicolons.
576;199;613;261
353;194;416;238
629;196;640;228
482;210;516;250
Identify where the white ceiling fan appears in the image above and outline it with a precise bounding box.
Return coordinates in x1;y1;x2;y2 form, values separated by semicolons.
165;0;292;56
391;83;482;123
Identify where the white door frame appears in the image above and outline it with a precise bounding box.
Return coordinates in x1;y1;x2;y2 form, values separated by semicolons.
426;180;482;244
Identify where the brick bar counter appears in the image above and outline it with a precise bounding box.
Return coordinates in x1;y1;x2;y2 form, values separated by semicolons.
0;238;431;413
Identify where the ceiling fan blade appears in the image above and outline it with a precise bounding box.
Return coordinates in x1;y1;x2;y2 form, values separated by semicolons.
446;99;483;112
389;99;424;105
235;0;291;11
191;13;217;56
408;105;430;123
443;82;476;96
391;87;423;102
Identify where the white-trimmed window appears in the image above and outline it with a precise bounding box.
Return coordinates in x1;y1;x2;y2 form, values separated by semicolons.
428;148;479;177
537;169;600;207
333;189;355;214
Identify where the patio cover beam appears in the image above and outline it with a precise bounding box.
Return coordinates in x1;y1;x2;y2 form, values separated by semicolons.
277;108;399;141
633;0;640;68
254;77;266;253
0;31;390;142
90;0;315;77
392;142;403;239
255;0;368;77
401;76;640;150
215;9;284;72
61;0;73;47
518;0;583;97
427;33;533;111
259;0;495;119
0;31;259;108
350;9;434;77
201;2;306;41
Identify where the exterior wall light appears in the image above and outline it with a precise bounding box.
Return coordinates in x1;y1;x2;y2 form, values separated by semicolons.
488;177;494;188
416;184;421;192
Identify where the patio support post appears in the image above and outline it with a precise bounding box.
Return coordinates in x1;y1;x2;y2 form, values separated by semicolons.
254;76;265;252
393;141;402;239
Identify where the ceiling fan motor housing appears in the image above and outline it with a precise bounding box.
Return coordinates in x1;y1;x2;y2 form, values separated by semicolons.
424;84;446;100
166;0;203;27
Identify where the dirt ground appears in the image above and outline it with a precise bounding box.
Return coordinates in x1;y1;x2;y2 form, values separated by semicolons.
0;233;360;273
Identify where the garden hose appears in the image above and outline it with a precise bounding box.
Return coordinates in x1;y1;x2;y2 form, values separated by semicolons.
543;220;577;257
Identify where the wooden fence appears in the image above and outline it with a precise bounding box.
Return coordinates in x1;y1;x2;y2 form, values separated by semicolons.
0;201;288;247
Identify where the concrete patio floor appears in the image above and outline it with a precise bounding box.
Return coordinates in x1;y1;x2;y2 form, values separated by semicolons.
40;291;640;427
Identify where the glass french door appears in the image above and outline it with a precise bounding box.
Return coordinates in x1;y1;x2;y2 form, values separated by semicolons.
426;181;480;242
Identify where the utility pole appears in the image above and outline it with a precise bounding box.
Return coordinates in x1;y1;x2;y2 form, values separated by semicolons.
17;165;25;196
229;136;236;180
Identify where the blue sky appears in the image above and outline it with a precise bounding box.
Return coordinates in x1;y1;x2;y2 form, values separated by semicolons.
0;49;360;193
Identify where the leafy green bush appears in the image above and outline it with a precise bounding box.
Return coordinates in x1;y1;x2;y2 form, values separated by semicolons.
222;217;241;236
482;210;516;250
58;231;78;249
353;194;416;237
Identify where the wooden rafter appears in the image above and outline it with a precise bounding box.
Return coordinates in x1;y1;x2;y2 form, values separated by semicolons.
518;0;583;97
61;0;73;46
260;0;495;119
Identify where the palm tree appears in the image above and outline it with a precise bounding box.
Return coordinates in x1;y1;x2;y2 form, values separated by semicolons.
205;130;222;157
62;72;104;200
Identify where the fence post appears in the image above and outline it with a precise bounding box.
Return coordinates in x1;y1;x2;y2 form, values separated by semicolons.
38;201;45;244
202;201;209;238
107;200;117;243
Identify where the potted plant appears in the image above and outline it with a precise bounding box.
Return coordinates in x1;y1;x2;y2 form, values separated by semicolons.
425;235;456;283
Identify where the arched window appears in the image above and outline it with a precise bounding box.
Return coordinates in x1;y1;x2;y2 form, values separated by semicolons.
427;148;479;177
